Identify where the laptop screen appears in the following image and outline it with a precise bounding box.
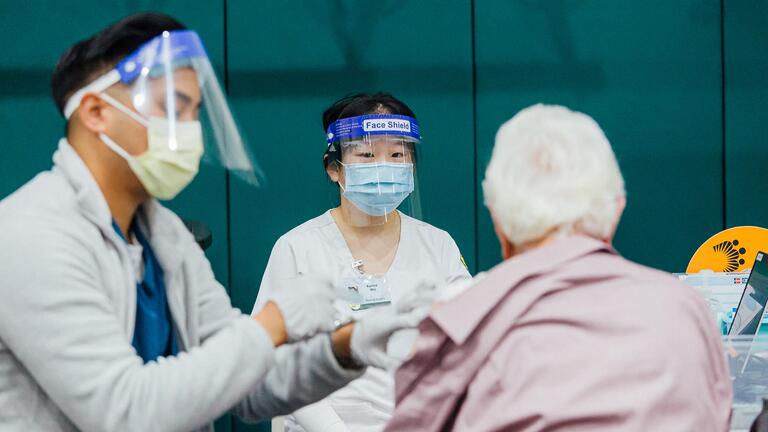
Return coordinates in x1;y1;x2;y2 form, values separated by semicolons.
730;251;768;336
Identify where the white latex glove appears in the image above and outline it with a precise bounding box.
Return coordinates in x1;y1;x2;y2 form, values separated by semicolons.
350;281;438;370
268;276;339;342
434;273;486;303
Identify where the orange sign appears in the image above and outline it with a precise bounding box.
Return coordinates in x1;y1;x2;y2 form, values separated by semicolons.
687;226;768;273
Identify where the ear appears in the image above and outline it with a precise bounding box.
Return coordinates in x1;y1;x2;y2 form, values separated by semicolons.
325;156;341;184
605;196;626;243
489;206;516;260
73;93;110;134
616;196;626;220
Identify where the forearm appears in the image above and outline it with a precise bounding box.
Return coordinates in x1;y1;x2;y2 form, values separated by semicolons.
330;323;359;368
121;317;276;432
13;314;275;432
233;333;364;422
252;301;288;346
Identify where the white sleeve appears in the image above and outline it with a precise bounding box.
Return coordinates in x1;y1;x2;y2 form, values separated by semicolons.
252;236;298;313
440;231;472;284
233;335;363;422
0;218;276;432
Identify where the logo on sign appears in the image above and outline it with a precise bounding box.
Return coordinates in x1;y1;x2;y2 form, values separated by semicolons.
362;119;411;133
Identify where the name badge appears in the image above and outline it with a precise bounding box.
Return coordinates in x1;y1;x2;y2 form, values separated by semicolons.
343;273;392;311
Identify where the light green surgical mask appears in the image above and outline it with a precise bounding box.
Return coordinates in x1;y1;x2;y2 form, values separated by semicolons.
98;94;204;200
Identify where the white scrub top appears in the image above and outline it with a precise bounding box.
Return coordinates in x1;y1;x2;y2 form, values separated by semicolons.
253;210;470;432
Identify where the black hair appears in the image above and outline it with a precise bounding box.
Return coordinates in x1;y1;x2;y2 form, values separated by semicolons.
322;92;417;170
51;12;187;118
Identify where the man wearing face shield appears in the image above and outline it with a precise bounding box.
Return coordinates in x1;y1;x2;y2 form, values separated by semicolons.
0;13;417;432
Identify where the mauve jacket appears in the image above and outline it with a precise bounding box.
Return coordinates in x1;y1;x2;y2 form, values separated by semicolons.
386;235;732;432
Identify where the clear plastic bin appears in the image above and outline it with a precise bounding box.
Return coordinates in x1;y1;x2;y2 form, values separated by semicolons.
677;271;753;334
724;335;768;430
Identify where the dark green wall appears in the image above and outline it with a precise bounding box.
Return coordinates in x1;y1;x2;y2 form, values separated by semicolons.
474;0;725;271
1;1;766;431
725;0;768;228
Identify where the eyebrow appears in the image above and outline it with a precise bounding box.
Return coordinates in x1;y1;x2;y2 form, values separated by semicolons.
174;90;200;108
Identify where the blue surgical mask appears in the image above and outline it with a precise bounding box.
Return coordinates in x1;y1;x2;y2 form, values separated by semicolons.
340;162;415;216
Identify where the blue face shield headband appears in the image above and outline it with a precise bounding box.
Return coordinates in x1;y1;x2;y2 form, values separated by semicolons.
63;30;208;119
326;114;421;221
326;114;421;148
63;29;263;186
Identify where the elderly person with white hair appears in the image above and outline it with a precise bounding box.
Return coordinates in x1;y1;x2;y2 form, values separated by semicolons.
384;104;733;432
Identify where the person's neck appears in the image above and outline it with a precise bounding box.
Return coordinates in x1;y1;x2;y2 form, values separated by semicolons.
506;229;612;259
517;234;558;255
105;187;142;241
503;229;562;260
69;133;144;241
332;202;400;239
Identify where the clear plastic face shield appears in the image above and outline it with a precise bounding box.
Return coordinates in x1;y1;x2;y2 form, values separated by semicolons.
64;30;261;198
326;114;422;227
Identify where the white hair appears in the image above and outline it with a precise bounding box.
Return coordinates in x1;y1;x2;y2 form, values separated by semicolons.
483;104;626;247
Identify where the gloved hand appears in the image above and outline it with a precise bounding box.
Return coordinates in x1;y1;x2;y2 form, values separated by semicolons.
267;275;339;342
434;273;486;303
350;281;438;370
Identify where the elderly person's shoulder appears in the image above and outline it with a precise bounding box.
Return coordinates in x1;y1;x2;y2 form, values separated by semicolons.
571;240;697;291
432;234;712;344
572;243;706;302
553;239;710;317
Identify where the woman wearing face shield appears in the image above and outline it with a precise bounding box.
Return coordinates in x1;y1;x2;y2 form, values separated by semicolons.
252;93;471;432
